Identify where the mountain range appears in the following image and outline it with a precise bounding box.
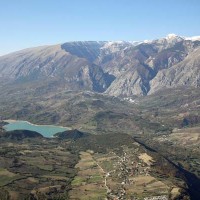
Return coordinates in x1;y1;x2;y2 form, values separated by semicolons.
1;34;200;200
1;34;200;96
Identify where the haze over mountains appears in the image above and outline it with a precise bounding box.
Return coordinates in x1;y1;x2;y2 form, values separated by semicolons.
1;34;200;96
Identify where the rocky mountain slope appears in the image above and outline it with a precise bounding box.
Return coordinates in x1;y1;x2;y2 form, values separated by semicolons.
0;34;200;96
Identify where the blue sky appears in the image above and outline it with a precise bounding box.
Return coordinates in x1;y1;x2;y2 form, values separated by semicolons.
0;0;200;55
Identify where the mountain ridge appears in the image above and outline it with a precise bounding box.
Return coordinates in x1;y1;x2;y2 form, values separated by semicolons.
0;34;200;96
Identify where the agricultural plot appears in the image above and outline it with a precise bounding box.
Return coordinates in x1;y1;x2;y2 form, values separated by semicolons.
70;147;181;200
69;151;106;200
0;139;78;199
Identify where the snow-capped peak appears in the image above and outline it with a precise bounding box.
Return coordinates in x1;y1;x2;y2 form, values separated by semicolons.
165;34;200;42
165;33;184;41
166;33;178;39
185;36;200;41
101;41;139;53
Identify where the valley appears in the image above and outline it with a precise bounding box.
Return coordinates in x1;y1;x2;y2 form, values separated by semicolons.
0;34;200;199
0;128;192;200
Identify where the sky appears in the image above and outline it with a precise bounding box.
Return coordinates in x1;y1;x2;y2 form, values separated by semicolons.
0;0;200;55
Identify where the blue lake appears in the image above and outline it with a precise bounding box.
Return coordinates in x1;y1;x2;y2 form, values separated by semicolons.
3;120;68;138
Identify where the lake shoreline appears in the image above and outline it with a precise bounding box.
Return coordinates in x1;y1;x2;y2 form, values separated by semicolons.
3;119;71;129
3;120;71;138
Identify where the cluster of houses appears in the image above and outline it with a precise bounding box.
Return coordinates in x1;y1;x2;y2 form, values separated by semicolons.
116;149;151;182
144;195;168;200
105;149;153;199
104;148;169;200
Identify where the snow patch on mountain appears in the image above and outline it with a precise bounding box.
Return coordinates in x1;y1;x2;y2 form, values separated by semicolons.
166;33;180;40
101;41;133;53
185;36;200;41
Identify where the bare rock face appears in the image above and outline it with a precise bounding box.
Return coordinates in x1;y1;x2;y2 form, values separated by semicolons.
0;35;200;96
105;64;154;96
149;47;200;94
0;44;115;93
103;37;200;96
107;37;200;96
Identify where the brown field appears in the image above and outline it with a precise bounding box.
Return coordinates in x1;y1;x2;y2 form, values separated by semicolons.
170;187;181;199
0;168;16;177
126;175;170;197
138;153;154;166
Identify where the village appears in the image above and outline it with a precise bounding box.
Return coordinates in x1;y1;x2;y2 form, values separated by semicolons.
94;145;171;200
